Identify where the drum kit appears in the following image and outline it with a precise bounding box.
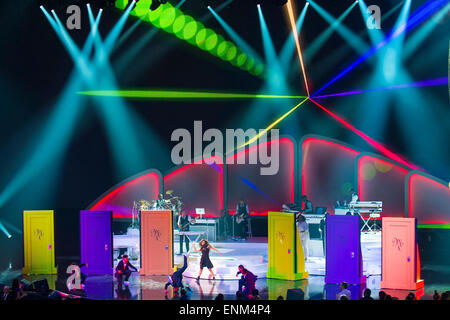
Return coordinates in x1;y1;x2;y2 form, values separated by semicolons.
131;190;183;227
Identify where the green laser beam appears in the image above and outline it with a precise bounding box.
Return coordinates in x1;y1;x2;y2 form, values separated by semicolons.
77;90;307;99
417;224;450;229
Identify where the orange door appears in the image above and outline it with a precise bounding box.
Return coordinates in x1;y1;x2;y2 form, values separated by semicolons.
381;217;417;290
140;210;173;275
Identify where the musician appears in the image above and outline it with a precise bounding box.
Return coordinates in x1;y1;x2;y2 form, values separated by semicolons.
349;188;359;204
302;195;313;214
115;254;138;286
297;214;310;260
235;199;249;239
177;209;194;255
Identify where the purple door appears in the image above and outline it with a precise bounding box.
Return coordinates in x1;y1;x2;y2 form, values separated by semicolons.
80;210;113;275
325;215;363;284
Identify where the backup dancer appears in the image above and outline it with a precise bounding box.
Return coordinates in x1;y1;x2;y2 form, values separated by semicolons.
164;253;190;297
192;239;222;280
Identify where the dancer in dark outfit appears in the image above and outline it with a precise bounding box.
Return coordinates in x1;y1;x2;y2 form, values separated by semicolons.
193;239;222;280
164;253;190;297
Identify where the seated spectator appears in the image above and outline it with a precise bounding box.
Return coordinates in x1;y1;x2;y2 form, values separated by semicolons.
385;295;392;300
10;278;27;300
378;290;386;300
336;282;351;300
276;295;284;300
406;292;416;300
361;288;373;300
340;295;349;300
433;290;440;300
215;293;224;300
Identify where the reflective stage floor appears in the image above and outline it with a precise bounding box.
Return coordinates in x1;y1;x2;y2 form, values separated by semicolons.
2;237;449;300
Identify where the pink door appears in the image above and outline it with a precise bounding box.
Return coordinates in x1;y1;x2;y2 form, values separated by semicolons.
381;217;423;290
140;210;173;275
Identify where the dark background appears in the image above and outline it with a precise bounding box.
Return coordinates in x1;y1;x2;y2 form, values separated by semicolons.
0;0;448;269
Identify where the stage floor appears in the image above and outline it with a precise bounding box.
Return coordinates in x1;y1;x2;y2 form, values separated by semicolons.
2;237;449;300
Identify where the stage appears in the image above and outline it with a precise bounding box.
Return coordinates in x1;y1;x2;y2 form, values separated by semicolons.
3;236;448;300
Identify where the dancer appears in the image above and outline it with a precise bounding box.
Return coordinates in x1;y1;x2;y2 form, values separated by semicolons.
236;265;257;297
164;253;190;297
115;254;138;286
297;214;310;260
193;239;222;280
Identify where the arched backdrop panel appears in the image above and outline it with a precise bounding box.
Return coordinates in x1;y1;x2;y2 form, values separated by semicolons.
357;154;410;218
226;137;296;215
88;170;162;219
164;156;223;217
406;172;450;227
301;136;360;214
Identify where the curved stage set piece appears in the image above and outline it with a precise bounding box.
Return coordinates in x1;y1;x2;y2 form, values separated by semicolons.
20;135;449;299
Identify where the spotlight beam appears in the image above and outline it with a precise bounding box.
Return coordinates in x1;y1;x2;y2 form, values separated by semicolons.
285;0;310;96
308;0;369;55
309;99;417;169
305;1;359;60
0;222;12;239
257;4;289;93
209;6;263;64
313;77;448;99
77;90;307;99
311;0;448;97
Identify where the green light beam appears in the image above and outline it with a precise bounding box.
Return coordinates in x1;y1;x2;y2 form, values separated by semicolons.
77;90;307;99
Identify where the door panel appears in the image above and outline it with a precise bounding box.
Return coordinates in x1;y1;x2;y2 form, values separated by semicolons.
23;211;56;275
140;210;173;275
80;210;113;275
325;215;361;284
381;218;416;289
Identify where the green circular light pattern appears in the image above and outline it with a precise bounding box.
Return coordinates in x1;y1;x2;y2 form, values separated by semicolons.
236;53;248;68
216;41;229;60
159;7;177;32
210;35;225;57
252;63;264;76
245;56;255;70
132;0;151;17
116;0;128;10
147;3;164;26
224;43;237;62
195;28;208;50
176;15;193;39
205;32;218;52
172;13;186;34
182;19;199;43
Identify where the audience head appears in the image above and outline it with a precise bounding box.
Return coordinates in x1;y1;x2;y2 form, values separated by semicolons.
378;290;386;300
215;293;224;300
441;291;450;300
340;295;349;300
385;295;393;300
276;295;284;300
363;288;371;298
433;290;440;300
339;281;348;290
406;292;416;301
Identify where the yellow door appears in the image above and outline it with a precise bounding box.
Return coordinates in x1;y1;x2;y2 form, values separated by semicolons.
23;210;57;275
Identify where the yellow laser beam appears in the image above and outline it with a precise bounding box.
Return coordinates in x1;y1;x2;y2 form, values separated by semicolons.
227;97;309;155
